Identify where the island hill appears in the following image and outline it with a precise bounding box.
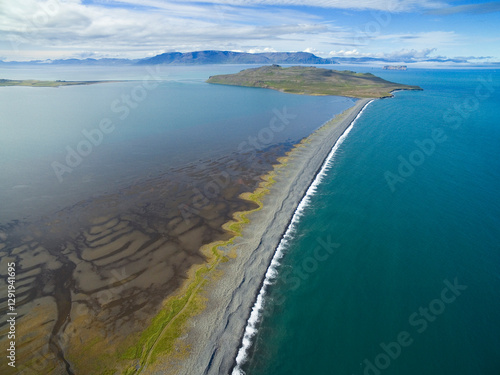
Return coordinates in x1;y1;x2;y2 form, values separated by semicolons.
0;79;110;87
207;65;422;98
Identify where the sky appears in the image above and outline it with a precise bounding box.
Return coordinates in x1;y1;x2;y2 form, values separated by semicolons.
0;0;499;64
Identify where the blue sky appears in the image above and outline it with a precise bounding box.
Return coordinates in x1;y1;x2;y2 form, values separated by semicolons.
0;0;499;64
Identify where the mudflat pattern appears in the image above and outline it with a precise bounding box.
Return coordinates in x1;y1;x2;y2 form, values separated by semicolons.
0;144;290;374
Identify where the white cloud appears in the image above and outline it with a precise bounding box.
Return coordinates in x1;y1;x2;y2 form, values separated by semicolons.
329;47;437;58
427;1;500;15
374;31;459;46
0;0;495;63
248;47;277;53
0;0;333;60
328;49;360;57
303;47;322;54
150;0;448;12
385;48;437;60
327;47;483;63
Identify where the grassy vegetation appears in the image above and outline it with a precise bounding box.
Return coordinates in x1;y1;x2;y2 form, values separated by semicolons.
0;79;108;87
77;156;291;375
65;103;359;375
63;152;298;375
120;263;211;374
207;65;422;98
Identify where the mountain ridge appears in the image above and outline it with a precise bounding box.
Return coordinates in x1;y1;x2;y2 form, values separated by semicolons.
0;50;337;65
137;50;338;65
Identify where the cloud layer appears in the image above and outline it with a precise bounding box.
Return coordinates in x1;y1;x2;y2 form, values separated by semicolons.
427;1;500;15
0;0;497;63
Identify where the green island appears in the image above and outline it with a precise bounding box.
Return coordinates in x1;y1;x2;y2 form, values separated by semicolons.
207;65;422;98
0;78;112;87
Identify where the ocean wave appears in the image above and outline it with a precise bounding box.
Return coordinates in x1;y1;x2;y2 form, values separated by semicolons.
231;100;374;374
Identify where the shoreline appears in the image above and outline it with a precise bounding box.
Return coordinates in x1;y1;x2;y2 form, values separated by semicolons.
0;79;122;87
232;98;374;374
147;97;374;375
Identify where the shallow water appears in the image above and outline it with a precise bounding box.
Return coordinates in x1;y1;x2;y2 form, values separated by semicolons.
0;64;355;373
0;65;354;224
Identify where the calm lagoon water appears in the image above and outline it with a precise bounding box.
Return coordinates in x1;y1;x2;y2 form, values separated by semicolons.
240;68;500;375
0;65;354;224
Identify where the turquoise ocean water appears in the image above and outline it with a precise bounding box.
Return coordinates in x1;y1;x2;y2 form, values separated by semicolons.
1;65;498;374
237;69;500;375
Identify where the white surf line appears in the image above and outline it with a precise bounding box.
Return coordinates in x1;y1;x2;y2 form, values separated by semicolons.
231;99;374;375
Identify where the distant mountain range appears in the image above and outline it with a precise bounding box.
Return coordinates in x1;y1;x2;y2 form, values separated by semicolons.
137;51;337;65
0;51;337;65
2;50;494;66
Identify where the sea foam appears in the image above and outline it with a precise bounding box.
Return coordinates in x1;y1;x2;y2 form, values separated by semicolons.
232;100;374;374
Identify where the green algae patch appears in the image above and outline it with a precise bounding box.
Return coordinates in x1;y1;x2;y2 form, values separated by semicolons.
66;143;299;375
122;155;293;374
61;100;365;375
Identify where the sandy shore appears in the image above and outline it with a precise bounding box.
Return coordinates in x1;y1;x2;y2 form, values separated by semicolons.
148;98;373;375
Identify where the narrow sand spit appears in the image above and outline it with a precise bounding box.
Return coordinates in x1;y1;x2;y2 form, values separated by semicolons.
149;98;373;375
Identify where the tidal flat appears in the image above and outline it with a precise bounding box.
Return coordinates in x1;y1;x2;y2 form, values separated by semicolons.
0;141;294;374
0;65;356;374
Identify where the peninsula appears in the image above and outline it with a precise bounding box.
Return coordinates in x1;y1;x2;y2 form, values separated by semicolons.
0;79;112;87
0;66;423;375
207;65;422;98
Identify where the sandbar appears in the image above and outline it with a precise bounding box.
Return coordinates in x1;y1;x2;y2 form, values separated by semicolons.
148;98;373;374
